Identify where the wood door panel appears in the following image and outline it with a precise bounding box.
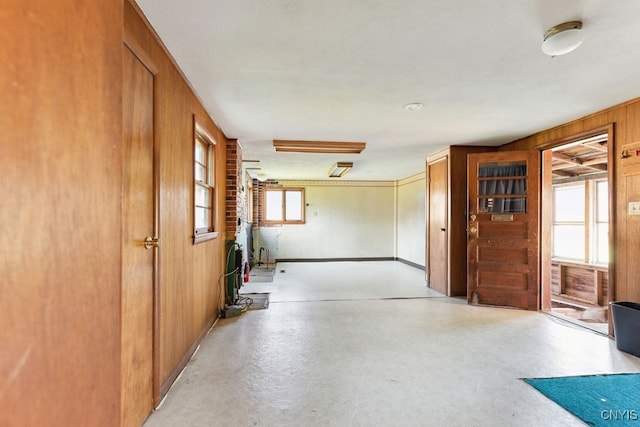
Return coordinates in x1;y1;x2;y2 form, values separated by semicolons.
477;221;528;238
478;247;528;264
468;150;540;310
122;46;154;427
478;271;529;290
427;158;448;295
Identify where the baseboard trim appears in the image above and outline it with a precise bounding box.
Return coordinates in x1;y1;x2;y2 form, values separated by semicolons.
396;258;426;271
274;256;425;271
276;257;396;263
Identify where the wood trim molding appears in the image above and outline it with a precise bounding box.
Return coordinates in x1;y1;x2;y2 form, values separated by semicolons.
534;124;613;151
397;171;426;187
123;31;159;75
606;123;616;310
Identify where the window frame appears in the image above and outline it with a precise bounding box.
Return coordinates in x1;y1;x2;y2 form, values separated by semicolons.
551;178;608;265
193;120;218;244
592;179;609;264
263;187;305;225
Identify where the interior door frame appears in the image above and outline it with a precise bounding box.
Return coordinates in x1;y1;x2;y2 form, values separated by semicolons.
123;34;162;407
537;124;616;317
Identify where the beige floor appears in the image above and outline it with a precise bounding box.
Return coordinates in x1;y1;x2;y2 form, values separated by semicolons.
143;261;640;427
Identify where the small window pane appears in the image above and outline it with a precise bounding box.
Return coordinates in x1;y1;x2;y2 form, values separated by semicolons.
553;225;585;259
478;162;526;177
554;185;584;222
195;164;205;182
195;184;209;207
265;191;283;221
195;207;209;230
195;140;206;163
477;162;527;214
285;190;302;220
597;181;608;222
478;179;527;196
478;197;526;213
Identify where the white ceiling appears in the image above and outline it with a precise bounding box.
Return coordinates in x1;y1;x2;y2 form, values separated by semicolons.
136;0;640;181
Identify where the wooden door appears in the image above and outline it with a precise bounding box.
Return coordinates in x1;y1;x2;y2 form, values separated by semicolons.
467;150;540;310
122;46;155;426
427;157;448;295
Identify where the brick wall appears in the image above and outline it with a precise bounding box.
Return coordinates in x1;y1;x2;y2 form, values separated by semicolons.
225;139;241;237
252;179;263;225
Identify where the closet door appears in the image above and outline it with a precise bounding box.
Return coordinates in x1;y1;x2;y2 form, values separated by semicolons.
121;45;156;426
427;157;448;295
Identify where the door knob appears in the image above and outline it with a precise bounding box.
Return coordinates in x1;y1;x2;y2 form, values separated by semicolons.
470;214;476;221
469;227;477;234
144;236;161;249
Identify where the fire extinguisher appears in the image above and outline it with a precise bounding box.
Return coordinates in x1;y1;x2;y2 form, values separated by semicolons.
243;263;250;282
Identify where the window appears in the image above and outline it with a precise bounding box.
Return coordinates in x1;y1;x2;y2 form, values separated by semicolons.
193;121;217;243
552;179;608;264
263;188;305;224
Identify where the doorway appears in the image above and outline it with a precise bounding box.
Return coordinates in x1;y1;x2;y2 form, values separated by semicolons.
541;130;612;334
121;44;158;426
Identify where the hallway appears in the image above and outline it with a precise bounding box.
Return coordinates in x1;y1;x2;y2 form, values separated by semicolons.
143;262;640;427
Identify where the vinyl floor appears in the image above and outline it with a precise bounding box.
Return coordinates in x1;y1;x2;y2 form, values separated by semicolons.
143;261;640;427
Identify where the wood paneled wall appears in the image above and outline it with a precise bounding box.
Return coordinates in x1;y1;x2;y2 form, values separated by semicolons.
124;1;227;402
551;262;609;306
501;99;640;304
0;1;123;425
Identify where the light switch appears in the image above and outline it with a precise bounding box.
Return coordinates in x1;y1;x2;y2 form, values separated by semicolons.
629;202;640;215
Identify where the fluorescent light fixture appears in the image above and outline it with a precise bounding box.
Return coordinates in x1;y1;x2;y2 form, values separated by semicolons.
273;140;366;154
542;21;584;57
329;162;353;178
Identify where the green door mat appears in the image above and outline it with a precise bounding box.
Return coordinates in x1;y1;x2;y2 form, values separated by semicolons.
524;373;640;426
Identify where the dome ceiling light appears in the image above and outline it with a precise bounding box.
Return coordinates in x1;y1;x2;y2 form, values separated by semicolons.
542;21;584;57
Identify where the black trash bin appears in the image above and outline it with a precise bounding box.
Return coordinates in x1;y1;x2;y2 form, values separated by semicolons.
610;301;640;357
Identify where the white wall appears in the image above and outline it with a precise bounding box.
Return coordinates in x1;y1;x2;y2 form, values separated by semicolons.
396;173;426;267
257;181;396;260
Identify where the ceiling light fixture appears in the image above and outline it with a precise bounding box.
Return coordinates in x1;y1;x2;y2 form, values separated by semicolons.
404;102;424;111
541;21;584;57
328;162;353;178
273;140;366;154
